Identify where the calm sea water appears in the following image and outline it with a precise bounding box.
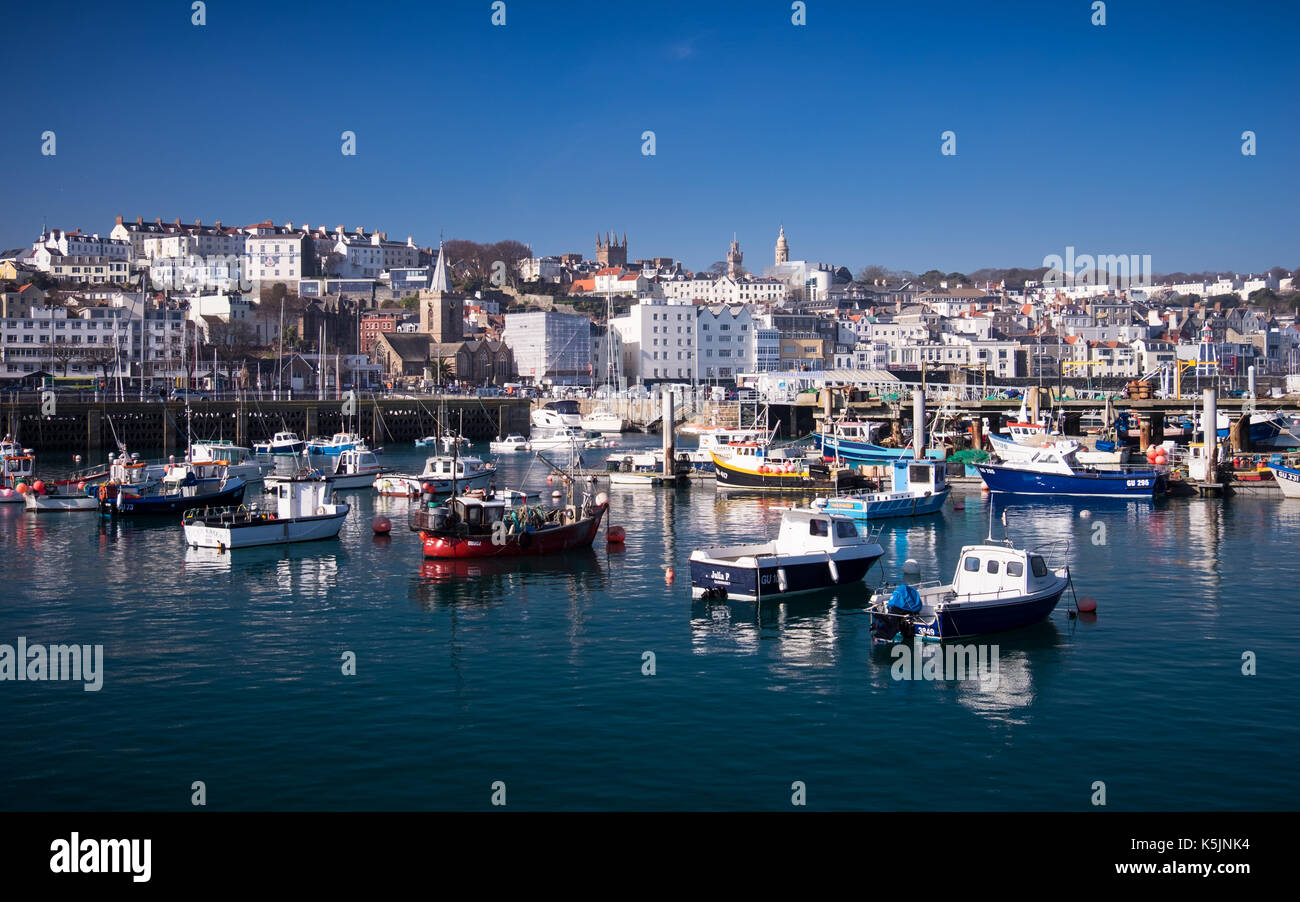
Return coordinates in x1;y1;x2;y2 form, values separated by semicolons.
2;438;1297;810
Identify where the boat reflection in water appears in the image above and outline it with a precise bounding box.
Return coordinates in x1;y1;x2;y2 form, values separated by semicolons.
182;544;344;599
413;549;605;609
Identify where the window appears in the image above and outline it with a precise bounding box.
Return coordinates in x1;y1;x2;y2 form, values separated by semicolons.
963;556;981;572
835;520;858;538
1030;555;1049;577
1007;561;1024;577
986;560;1000;574
809;519;828;537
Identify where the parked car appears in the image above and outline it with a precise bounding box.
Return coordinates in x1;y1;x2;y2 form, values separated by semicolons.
170;389;210;402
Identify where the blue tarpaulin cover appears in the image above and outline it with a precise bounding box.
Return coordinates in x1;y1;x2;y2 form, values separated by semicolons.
887;584;922;613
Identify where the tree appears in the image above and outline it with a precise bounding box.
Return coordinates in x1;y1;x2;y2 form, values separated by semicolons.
83;346;117;386
49;338;80;376
205;319;259;389
706;261;729;276
400;295;420;311
856;265;889;283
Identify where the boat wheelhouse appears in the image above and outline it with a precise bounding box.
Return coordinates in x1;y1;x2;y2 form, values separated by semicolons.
690;507;885;601
190;442;274;482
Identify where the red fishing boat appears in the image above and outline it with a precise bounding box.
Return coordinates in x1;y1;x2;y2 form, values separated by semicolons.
411;489;609;559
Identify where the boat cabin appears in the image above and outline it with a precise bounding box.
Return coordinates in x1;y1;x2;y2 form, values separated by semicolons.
267;478;332;519
1;452;34;482
774;508;867;553
420;494;508;534
335;448;381;474
418;455;491;479
891;458;948;494
949;543;1060;600
192;442;254;464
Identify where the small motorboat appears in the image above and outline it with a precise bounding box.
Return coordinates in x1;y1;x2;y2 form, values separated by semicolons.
183;475;349;549
1269;463;1300;498
375;455;496;497
605;451;688;485
190;442;274;483
974;444;1163;499
531;400;581;429
689;507;885;601
254;431;306;455
489;434;529;453
24;483;99;512
811;458;949;521
306;432;367;455
98;459;247;516
867;539;1071;641
525;427;588;451
267;448;383;491
579;408;624;434
0;450;36;503
711;444;869;493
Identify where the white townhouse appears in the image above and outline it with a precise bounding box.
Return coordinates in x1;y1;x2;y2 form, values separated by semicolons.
695;303;755;382
661;275;787;306
610;297;696;384
244;232;313;288
330;233;384;279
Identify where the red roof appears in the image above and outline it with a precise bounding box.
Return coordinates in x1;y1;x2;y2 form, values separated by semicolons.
595;267;622;276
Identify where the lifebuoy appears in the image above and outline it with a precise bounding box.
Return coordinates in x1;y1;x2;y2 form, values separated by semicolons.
564;504;577;523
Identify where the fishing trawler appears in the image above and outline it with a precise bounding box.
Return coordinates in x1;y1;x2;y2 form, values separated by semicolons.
811;458;950;522
412;488;609;559
712;444;868;493
182;474;349;549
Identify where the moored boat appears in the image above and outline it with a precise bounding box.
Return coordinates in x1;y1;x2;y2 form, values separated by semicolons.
712;444;869;493
975;445;1162;499
580;408;624;434
254;431;306;455
24;484;99;512
182;475;349;548
867;540;1071;641
689;507;885;601
375;455;496;497
489;434;529;453
305;432;367;455
190;441;274;483
412;489;609;559
98;458;247;516
1269;463;1300;498
811;458;950;521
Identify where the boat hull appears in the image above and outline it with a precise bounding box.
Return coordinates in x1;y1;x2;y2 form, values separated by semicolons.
816;434;944;463
24;493;99;512
690;548;883;601
183;510;348;548
101;481;247;516
1271;465;1300;498
875;586;1066;640
420;503;608;558
713;454;865;493
376;470;494;497
975;463;1159;498
814;486;950;521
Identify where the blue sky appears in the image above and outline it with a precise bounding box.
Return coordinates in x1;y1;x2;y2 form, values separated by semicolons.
3;0;1296;275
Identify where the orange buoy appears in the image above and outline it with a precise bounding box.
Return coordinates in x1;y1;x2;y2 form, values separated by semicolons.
372;516;392;534
665;566;674;585
15;483;29;495
607;525;626;543
77;481;86;492
1077;596;1098;613
32;480;45;495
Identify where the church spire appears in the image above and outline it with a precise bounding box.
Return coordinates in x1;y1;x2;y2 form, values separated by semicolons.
429;240;450;292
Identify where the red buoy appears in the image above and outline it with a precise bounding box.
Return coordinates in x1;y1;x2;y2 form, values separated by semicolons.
372;516;392;535
32;480;46;495
15;483;29;495
1077;596;1098;613
607;525;626;543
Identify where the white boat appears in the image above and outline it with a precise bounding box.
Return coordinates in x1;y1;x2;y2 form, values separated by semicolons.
1270;463;1300;498
254;431;306;455
987;433;1130;467
190;442;274;483
375;455;496;497
526;427;590;451
182;476;349;549
867;539;1071;640
531;400;581;429
306;432;367;455
604;450;689;484
24;487;99;512
489;434;529;453
268;448;383;491
690;507;885;601
580;408;624;434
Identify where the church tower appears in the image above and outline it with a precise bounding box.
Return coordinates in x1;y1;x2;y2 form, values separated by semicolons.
727;234;743;279
597;231;627;267
419;241;463;342
775;225;789;265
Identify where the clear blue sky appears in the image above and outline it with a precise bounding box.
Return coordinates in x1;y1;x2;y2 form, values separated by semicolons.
3;0;1296;275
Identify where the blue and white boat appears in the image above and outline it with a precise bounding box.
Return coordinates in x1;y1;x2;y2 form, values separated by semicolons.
987;432;1130;467
1269;463;1300;498
98;458;246;516
810;458;950;521
815;420;945;464
254;431;306;455
867;540;1071;640
305;432;367;455
689;507;885;601
975;445;1162;499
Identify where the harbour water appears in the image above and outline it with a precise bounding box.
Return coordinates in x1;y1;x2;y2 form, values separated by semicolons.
2;439;1297;810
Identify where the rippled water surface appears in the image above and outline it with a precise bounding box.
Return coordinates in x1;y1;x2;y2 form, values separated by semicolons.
2;439;1297;810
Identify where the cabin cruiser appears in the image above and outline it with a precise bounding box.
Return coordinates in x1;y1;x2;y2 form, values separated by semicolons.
190;442;274;483
489;434;529;453
868;539;1071;640
254;431;306;455
531;400;581;429
580;407;625;434
690;507;885;601
376;455;496;497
